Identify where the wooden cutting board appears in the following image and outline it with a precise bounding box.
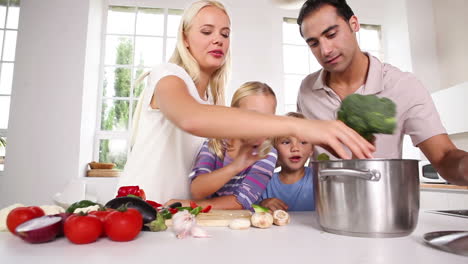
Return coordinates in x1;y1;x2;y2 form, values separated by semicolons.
165;209;252;227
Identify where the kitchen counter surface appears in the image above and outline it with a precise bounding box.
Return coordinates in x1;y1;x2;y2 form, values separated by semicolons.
1;211;467;264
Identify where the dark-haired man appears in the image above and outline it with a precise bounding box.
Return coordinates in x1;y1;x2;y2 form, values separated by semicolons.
296;0;468;185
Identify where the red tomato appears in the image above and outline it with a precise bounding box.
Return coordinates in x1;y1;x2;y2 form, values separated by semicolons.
104;208;142;242
7;206;45;235
88;210;113;237
64;214;103;244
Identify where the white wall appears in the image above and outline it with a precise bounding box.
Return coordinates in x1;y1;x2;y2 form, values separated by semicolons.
0;0;454;208
433;0;468;89
405;0;441;93
0;0;101;207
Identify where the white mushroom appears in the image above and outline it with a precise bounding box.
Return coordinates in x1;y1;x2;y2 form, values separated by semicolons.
251;212;273;228
273;210;290;226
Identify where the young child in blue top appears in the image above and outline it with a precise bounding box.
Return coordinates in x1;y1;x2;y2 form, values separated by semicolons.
259;112;315;211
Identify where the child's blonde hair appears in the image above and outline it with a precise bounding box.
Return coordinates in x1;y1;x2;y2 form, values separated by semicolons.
208;81;276;159
272;112;306;147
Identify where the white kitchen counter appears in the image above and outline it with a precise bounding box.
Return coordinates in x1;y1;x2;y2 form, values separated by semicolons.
0;211;467;264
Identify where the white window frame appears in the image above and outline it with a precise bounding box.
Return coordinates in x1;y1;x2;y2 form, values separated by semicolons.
281;17;384;114
94;0;183;169
0;0;20;175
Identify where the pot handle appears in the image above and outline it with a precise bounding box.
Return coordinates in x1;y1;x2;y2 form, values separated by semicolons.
319;168;381;181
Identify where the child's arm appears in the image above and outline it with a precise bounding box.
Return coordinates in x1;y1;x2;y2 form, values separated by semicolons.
259;198;289;212
233;148;278;210
190;142;262;200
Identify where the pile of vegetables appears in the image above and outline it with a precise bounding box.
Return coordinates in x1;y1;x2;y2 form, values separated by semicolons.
1;185;215;244
337;94;397;141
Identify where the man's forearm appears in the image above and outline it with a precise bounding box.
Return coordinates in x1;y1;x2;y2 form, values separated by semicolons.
437;149;468;186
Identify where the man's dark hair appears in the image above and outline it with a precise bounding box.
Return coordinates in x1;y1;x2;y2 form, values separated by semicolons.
297;0;355;36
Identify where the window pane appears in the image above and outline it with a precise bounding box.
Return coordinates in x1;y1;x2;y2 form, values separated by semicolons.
284;74;305;105
0;96;10;129
99;138;127;169
284;104;297;114
0;30;4;60
3;30;16;61
6;1;19;29
283;44;309;74
103;66;131;97
359;25;381;51
107;6;135;35
167;10;182;37
308;53;322;73
283;18;303;45
100;99;130;131
0;6;6;28
165;37;176;61
105;36;134;65
0;62;14;94
135;36;163;66
133;67;149;98
136;8;164;36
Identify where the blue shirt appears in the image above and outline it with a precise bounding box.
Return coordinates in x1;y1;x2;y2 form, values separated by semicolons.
260;167;315;211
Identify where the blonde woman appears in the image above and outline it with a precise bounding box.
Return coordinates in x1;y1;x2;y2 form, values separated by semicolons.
119;0;374;204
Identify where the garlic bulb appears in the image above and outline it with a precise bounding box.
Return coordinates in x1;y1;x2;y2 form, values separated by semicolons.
171;210;210;239
273;210;290;226
251;212;273;228
229;218;251;230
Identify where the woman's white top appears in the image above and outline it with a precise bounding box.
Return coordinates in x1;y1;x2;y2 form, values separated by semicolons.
118;63;212;203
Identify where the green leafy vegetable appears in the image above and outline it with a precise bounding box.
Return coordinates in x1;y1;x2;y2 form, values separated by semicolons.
317;153;330;161
145;212;167;232
337;94;397;141
252;204;269;213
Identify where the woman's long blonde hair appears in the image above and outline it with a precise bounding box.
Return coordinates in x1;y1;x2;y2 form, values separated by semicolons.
131;1;231;148
169;0;231;106
208;81;277;159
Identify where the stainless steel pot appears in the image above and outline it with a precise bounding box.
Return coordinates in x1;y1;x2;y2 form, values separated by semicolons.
311;159;420;238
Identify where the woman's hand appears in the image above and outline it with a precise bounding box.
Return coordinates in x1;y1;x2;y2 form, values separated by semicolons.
259;198;288;212
296;119;375;160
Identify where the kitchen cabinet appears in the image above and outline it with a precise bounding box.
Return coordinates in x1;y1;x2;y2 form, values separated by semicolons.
420;187;468;210
1;211;467;263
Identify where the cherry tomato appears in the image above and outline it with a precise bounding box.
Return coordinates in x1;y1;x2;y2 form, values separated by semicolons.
104;208;142;242
7;206;45;235
64;214;103;244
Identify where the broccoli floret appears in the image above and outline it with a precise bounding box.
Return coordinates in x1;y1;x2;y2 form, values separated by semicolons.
337;94;397;141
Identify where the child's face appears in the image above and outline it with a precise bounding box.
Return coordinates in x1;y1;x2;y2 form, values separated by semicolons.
237;94;276;115
238;94;276;147
275;136;313;171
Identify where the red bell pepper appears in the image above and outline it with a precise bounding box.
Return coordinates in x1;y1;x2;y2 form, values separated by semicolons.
146;200;162;209
189;201;198;209
116;185;146;200
201;205;212;213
